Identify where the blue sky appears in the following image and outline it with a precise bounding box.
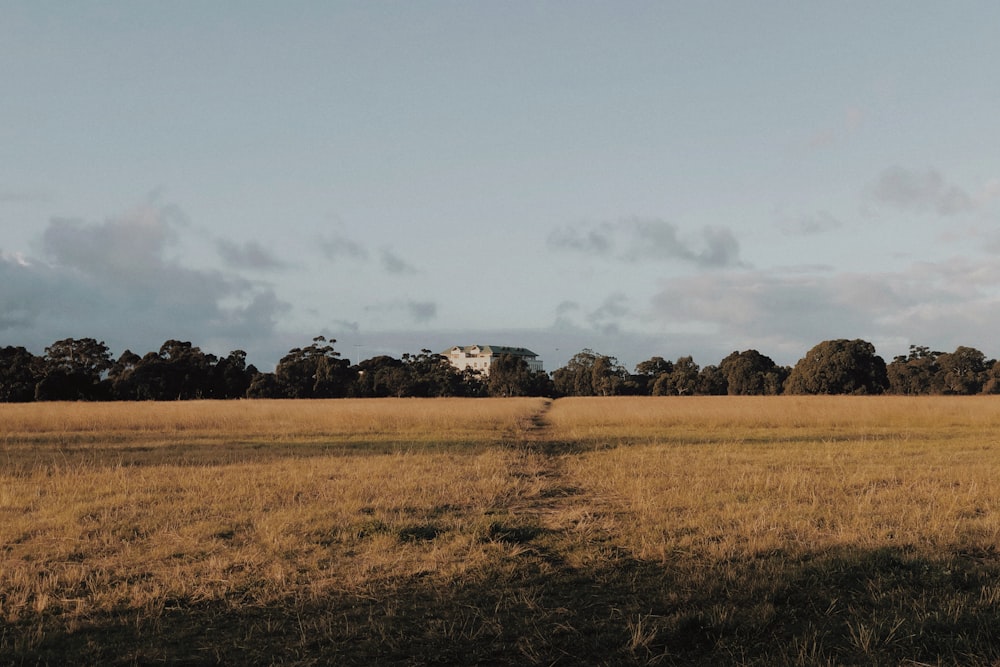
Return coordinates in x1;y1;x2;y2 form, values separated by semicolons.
3;2;1000;371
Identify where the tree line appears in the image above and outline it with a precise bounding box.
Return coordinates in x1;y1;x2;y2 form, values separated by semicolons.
2;336;1000;403
0;336;550;402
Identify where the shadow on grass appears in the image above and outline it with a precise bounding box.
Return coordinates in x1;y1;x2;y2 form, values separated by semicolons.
6;545;999;666
0;439;514;473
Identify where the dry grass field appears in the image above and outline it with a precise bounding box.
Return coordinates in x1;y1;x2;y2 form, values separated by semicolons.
2;396;1000;665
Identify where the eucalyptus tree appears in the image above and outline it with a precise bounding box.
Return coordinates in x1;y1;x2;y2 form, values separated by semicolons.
784;339;887;395
35;337;113;400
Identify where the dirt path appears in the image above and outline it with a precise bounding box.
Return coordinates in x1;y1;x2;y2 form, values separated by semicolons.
499;399;617;548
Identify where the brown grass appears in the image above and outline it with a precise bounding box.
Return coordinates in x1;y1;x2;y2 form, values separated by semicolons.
2;396;1000;665
556;396;1000;555
0;397;544;469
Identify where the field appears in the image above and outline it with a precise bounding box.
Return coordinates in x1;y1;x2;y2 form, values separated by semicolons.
2;396;1000;666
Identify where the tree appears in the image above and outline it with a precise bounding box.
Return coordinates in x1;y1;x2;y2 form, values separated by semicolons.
633;357;673;395
590;354;627;396
982;360;1000;395
552;349;626;396
157;340;215;399
210;350;256;398
784;339;887;395
887;345;942;395
399;349;465;397
487;354;549;397
0;346;41;402
246;371;283;399
653;356;700;395
353;355;407;397
719;349;783;395
696;364;728;395
936;346;988;395
107;349;143;399
109;341;215;400
275;336;354;398
35;337;113;400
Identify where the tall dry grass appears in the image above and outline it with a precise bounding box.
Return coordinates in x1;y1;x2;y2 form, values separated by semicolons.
0;399;550;634
555;396;1000;560
0;398;545;470
3;396;1000;665
553;396;1000;664
546;395;1000;445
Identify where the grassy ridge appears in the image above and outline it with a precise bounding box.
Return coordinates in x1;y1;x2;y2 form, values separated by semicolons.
2;397;1000;665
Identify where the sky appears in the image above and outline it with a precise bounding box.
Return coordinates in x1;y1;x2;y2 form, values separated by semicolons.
3;2;1000;372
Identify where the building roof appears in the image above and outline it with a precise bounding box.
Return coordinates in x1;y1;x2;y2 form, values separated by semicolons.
443;345;539;357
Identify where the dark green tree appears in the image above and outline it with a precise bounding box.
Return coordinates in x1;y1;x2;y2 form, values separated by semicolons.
784;339;888;395
653;356;700;395
719;349;783;395
246;371;284;399
275;336;354;398
696;364;728;395
210;350;256;398
399;349;464;397
633;356;673;395
591;354;627;396
0;346;41;402
982;360;1000;394
35;337;113;400
936;346;988;395
552;349;626;396
485;354;553;397
352;355;407;397
111;341;215;400
107;349;142;399
553;349;594;396
887;345;942;395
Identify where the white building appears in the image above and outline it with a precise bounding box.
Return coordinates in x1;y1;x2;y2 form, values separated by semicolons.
442;345;544;376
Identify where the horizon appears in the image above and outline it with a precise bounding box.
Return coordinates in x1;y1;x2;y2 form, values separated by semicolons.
4;331;992;376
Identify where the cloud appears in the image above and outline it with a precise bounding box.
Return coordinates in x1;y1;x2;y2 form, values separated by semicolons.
216;239;288;270
547;218;742;268
43;208;177;281
380;247;419;275
407;301;437;323
547;226;614;255
319;232;369;261
647;256;1000;364
866;166;975;216
316;232;418;275
3;205;292;359
365;299;438;324
586;292;630;335
0;250;60;330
